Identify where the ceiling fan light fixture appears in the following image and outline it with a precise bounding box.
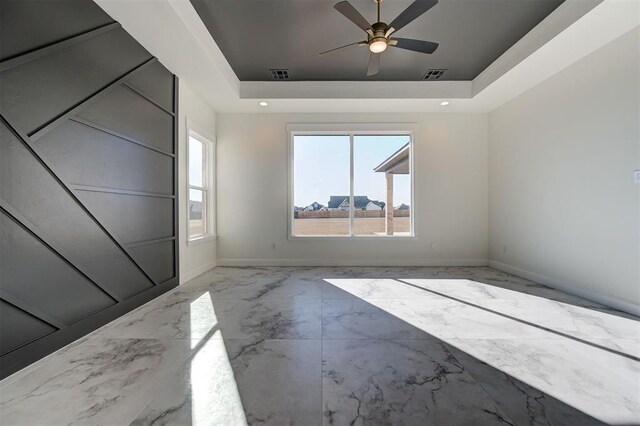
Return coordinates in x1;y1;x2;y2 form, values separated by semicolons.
369;39;387;53
325;0;439;76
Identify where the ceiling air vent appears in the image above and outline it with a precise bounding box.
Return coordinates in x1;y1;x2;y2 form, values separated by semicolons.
423;69;446;80
270;69;291;80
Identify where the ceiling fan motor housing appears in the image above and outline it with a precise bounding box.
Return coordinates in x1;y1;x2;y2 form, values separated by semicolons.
370;22;388;39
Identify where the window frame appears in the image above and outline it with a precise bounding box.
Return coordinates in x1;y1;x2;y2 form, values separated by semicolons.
187;121;216;244
287;123;416;240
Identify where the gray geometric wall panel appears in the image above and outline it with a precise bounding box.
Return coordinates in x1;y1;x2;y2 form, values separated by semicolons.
76;191;174;245
1;28;152;136
0;212;116;326
129;240;176;285
0;0;114;61
0;301;57;357
0;0;179;378
34;120;174;195
126;61;176;113
0;122;155;300
77;85;175;154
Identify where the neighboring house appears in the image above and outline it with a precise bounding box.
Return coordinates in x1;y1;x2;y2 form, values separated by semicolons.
304;201;326;211
337;198;350;211
327;195;349;210
328;195;384;211
189;200;203;219
365;201;385;211
396;203;410;210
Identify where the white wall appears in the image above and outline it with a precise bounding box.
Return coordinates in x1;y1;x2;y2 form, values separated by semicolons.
216;113;489;266
178;80;218;282
488;28;640;313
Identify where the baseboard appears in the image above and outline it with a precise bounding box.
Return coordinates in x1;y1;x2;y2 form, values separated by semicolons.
217;258;489;267
180;260;218;284
488;260;640;316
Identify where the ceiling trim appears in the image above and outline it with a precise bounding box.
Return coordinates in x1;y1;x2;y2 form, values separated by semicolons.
472;0;602;97
95;0;639;114
167;0;239;93
471;0;640;111
239;81;472;100
239;0;603;101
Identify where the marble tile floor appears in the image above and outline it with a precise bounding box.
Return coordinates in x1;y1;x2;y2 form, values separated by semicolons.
1;266;639;425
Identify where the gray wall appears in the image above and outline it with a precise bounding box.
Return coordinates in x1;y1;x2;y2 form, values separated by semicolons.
0;0;179;378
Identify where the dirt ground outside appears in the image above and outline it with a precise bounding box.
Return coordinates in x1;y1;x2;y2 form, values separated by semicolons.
189;219;205;238
293;217;411;236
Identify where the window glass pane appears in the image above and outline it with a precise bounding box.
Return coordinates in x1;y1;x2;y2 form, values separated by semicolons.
293;135;349;236
189;136;205;187
353;135;411;236
189;188;206;239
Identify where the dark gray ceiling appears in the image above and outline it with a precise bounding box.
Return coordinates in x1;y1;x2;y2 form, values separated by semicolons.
190;0;564;81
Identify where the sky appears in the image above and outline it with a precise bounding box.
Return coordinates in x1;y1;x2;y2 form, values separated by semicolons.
294;134;411;208
188;136;205;202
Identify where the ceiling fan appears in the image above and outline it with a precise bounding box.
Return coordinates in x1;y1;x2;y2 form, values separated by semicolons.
320;0;439;77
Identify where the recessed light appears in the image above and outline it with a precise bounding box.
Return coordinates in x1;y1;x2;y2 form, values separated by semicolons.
440;101;450;106
258;101;269;107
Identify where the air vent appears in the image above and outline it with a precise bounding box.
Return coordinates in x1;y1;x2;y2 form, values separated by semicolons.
423;69;446;80
270;69;291;80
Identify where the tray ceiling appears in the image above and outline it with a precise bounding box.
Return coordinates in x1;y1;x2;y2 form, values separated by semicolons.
190;0;564;81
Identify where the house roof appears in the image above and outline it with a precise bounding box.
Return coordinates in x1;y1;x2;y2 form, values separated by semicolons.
366;201;386;209
374;143;410;174
328;195;374;209
305;201;325;210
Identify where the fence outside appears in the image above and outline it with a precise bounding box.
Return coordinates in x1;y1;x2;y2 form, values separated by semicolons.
295;209;410;219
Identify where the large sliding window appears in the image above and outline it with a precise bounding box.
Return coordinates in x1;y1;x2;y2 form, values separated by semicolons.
289;126;413;238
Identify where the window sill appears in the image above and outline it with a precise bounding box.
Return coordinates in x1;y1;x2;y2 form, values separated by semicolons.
287;235;417;241
187;234;218;246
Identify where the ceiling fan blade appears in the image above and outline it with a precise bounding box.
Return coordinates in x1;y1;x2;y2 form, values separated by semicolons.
391;38;439;54
334;1;372;32
319;41;367;56
367;52;380;77
387;0;438;35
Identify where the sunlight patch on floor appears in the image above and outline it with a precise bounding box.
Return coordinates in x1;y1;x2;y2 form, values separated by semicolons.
190;292;218;349
190;293;247;425
323;278;640;424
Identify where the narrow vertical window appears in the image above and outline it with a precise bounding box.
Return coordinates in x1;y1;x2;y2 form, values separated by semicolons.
188;134;210;240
